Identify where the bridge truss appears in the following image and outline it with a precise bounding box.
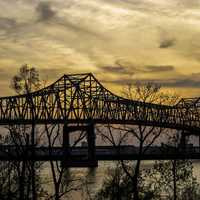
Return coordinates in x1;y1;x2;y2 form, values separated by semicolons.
0;73;199;165
0;73;199;133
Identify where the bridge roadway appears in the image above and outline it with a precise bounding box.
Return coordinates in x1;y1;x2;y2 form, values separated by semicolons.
0;145;200;161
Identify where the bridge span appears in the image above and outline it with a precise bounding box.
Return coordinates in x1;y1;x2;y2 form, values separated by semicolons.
0;145;200;160
0;73;199;132
0;73;200;166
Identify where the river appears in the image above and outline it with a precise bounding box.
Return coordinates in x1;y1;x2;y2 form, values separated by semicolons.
41;160;200;199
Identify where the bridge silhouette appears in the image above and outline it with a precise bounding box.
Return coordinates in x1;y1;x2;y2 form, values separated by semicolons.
0;73;200;167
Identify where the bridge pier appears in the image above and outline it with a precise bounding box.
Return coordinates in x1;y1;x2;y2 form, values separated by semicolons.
180;132;186;150
62;122;97;167
63;124;70;162
179;131;193;151
199;136;200;148
87;123;96;162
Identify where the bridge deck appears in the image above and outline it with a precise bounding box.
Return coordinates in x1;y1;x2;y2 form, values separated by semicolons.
0;146;200;161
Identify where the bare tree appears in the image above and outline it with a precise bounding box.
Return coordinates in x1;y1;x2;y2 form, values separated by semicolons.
10;64;40;94
122;82;178;200
0;136;19;199
98;82;178;200
1;64;43;199
142;133;200;200
44;123;83;200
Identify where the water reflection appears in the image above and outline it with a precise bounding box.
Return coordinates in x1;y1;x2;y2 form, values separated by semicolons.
41;160;200;199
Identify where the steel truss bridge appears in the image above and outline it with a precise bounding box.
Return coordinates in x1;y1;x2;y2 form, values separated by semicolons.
0;73;200;167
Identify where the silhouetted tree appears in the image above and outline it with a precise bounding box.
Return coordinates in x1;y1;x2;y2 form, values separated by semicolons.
0;64;43;199
95;162;133;200
142;134;200;200
44;123;83;200
10;64;40;94
97;122;200;200
98;82;178;200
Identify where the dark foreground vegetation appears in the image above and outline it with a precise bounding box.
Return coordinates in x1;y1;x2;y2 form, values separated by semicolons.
95;160;200;200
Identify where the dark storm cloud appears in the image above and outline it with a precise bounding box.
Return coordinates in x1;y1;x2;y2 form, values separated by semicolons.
100;61;175;76
0;17;17;30
36;2;56;22
0;2;57;39
0;17;22;40
154;74;200;88
101;65;130;74
102;61;174;73
166;79;200;88
0;16;36;41
166;73;200;88
159;38;175;48
146;65;175;72
100;60;135;75
34;1;103;38
102;73;200;88
103;78;133;85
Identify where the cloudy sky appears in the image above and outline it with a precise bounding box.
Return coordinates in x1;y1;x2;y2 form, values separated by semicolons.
1;0;200;96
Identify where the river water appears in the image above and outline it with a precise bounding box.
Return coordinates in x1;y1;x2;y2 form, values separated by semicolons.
41;160;200;199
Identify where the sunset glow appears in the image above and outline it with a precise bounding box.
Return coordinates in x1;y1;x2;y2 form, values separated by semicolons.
1;0;200;96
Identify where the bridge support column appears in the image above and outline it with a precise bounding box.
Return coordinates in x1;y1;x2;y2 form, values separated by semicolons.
62;122;97;167
87;122;96;163
180;131;191;154
199;136;200;149
180;133;186;150
63;124;70;162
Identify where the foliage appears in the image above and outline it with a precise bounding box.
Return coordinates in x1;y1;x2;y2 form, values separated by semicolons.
142;160;200;200
95;163;134;200
0;64;44;199
122;81;179;104
118;82;178;200
96;160;200;200
10;64;40;94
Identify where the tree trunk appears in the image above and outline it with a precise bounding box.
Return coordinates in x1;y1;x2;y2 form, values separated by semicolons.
132;139;143;200
31;123;36;200
19;162;25;200
55;184;60;200
132;159;141;200
172;160;177;200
